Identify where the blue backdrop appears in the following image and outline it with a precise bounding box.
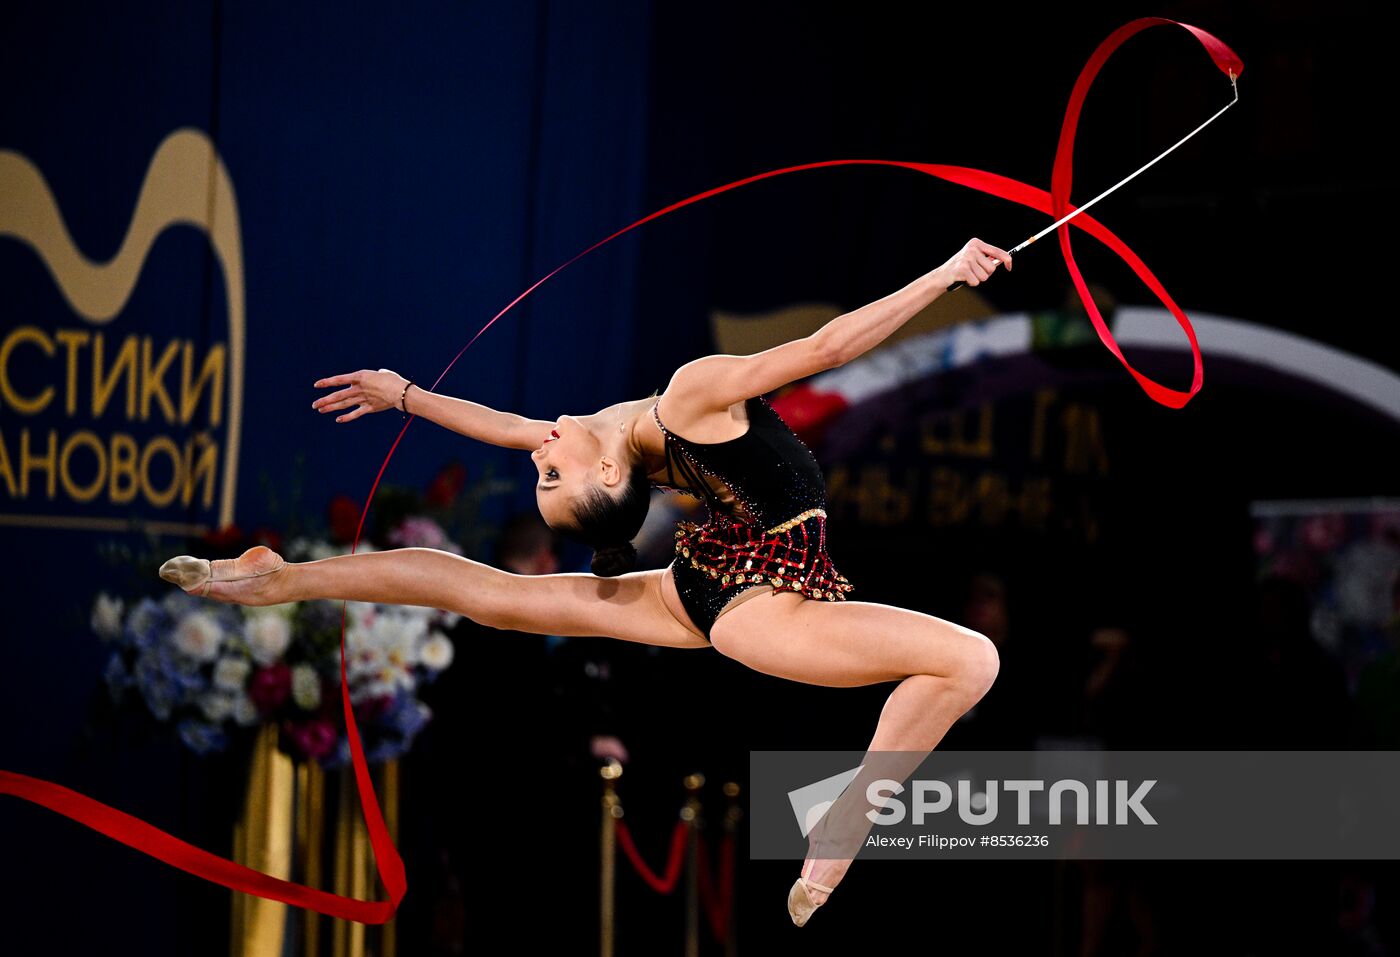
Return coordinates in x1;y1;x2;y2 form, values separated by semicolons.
0;1;652;947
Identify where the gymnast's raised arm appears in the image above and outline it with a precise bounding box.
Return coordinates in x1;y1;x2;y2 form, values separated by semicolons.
668;237;1013;414
310;368;554;451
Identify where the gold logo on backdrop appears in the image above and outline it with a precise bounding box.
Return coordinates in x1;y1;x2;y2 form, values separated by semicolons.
0;128;244;535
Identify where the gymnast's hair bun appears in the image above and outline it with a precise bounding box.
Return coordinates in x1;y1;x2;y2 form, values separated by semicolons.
591;541;638;577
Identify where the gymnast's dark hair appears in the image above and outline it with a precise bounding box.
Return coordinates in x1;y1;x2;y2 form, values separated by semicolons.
556;462;652;576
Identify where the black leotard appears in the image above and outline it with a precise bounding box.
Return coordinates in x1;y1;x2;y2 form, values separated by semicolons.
650;393;852;640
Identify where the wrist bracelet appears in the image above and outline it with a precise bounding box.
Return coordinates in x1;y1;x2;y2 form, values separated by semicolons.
400;380;415;417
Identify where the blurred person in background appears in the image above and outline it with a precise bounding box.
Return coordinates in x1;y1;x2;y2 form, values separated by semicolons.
1072;622;1164;957
1239;575;1352;748
943;572;1038;749
1355;575;1400;747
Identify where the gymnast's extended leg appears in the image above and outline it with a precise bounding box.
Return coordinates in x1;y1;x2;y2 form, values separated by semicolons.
162;545;709;650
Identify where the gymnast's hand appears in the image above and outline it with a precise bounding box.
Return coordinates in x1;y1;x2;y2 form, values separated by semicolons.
311;368;410;423
938;237;1012;287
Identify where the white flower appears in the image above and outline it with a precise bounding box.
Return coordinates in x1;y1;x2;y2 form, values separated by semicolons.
399;605;434;626
244;611;292;667
347;607;420;670
342;605;432;701
172;611;224;663
351;677;398;705
232;693;260;726
213;656;251;692
303;540;339;562
345;600;378;631
263;598;301;619
292;664;321;710
347;641;385;677
285;536;315;561
420;631;454;671
198;691;234;723
91;593;125;641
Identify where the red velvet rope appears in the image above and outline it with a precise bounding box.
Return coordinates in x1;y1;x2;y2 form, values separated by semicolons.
0;16;1240;923
696;830;735;940
614;818;689;895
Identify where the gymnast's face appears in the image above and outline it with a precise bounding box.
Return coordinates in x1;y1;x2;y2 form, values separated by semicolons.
530;413;623;529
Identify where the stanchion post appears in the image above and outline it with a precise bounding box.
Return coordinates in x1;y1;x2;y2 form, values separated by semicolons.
723;781;742;957
294;759;325;957
682;772;704;957
599;759;623;957
331;763;353;957
382;758;399;957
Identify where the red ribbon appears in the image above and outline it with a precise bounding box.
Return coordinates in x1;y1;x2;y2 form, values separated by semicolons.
1;16;1240;924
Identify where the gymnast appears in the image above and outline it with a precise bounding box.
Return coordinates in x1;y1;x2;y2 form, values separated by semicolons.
160;238;1011;927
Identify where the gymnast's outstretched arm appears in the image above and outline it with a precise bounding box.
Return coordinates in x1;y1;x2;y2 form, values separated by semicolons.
668;237;1013;413
310;368;554;450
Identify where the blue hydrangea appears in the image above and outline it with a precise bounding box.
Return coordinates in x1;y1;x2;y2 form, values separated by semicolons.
367;740;404;764
133;649;176;720
164;641;206;692
124;597;168;652
177;718;228;755
388;695;431;744
103;650;132;704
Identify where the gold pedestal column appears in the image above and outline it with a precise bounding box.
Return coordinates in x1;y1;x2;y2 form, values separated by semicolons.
231;724;295;956
230;729;399;957
296;759;326;957
682;773;703;957
331;759;400;957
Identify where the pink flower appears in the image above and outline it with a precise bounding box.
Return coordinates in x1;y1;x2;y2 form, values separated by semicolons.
248;662;292;714
387;516;462;554
1253;527;1274;557
286;719;338;762
1300;513;1346;553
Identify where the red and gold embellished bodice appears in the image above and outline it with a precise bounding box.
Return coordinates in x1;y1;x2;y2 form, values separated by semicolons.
650;394;852;603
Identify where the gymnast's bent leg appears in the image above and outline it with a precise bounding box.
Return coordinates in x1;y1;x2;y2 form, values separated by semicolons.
707;590;1000;920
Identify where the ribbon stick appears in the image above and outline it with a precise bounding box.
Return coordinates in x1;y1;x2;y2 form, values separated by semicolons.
948;60;1238;290
1;16;1240;922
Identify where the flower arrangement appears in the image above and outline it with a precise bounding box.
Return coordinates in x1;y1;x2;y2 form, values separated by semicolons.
1252;504;1400;672
95;563;457;765
89;456;513;766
